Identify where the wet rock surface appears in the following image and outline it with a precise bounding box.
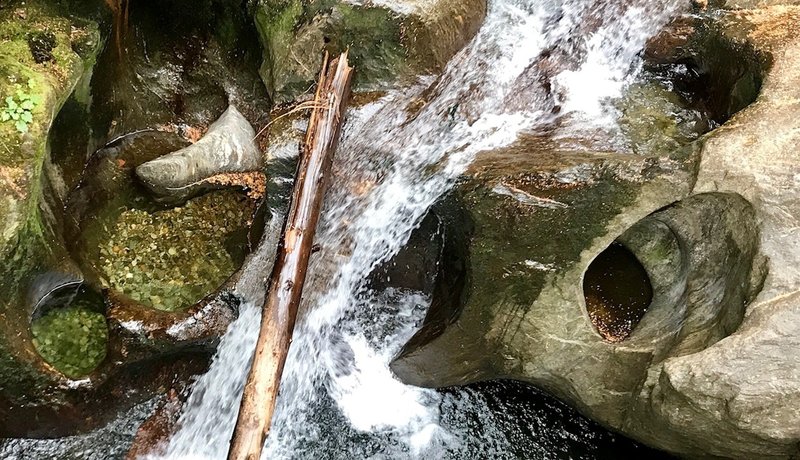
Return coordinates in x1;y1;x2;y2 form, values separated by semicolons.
0;0;102;404
135;106;264;203
0;0;797;458
90;0;270;138
650;3;800;458
253;0;487;102
391;2;800;459
0;0;270;436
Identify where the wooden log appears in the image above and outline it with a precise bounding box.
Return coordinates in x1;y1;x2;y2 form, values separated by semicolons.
227;52;353;460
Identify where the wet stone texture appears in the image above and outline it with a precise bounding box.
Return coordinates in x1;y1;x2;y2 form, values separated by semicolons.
391;2;800;459
90;0;270;140
253;0;487;102
135;106;264;204
0;0;102;404
0;0;269;433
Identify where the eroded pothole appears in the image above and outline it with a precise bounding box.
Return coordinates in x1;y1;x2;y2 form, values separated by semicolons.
96;189;255;311
65;131;260;312
30;286;107;379
583;243;653;342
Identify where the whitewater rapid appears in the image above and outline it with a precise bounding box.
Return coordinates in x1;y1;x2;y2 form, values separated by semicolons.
156;0;686;458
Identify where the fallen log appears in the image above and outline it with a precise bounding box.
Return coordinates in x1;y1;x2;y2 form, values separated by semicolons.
227;52;353;460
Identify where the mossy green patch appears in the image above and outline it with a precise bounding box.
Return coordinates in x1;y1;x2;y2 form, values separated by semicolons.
254;0;303;96
333;4;406;85
0;4;88;163
31;304;108;379
616;81;707;157
254;0;407;102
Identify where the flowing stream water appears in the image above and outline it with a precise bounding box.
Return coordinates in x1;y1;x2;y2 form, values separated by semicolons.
156;0;684;458
0;0;686;458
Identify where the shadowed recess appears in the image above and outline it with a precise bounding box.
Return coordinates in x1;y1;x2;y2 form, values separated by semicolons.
583;243;653;342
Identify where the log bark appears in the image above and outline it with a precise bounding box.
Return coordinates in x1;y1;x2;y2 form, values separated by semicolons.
227;52;353;460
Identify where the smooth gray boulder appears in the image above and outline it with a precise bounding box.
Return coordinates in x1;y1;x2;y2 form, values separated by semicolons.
647;5;800;457
390;3;800;459
136;106;263;202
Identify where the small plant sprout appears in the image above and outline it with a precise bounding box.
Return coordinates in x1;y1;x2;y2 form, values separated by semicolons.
1;78;42;134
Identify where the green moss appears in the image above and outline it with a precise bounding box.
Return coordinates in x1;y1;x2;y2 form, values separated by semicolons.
96;190;253;311
0;7;85;95
255;0;407;101
335;4;406;84
0;2;102;402
31;304;108;379
616;82;706;157
0;3;93;230
254;0;303;97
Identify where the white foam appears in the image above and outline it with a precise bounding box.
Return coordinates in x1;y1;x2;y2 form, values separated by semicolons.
156;0;687;458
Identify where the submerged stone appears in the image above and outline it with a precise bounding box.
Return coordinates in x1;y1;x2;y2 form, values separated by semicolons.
96;190;255;312
30;291;107;379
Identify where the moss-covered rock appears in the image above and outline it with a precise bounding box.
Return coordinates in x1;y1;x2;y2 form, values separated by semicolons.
0;0;267;435
391;133;703;386
253;0;487;102
0;1;101;402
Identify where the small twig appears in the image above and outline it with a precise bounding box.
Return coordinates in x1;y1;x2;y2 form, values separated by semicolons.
251;100;328;140
0;139;13;157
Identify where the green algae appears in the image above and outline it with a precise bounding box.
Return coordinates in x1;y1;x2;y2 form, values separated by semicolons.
31;303;108;379
96;190;253;312
254;0;407;102
616;81;707;157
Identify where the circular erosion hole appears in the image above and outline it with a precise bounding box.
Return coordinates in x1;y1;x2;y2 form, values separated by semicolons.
64;132;259;312
583;243;653;343
30;286;108;379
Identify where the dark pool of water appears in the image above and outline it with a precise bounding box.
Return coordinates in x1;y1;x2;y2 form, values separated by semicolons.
583;243;653;342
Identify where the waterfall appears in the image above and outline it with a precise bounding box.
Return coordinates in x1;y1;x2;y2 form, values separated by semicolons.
156;0;685;458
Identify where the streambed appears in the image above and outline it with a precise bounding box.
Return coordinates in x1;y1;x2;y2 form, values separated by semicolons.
0;0;764;457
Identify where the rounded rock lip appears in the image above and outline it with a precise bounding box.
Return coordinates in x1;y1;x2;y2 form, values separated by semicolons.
2;124;269;437
56;129;266;381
